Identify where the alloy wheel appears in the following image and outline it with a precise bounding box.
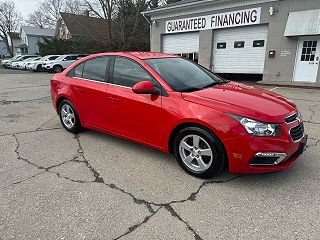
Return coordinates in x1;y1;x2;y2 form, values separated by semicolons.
178;134;214;172
60;104;75;129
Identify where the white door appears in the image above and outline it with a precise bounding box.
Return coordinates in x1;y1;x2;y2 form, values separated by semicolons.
162;32;199;54
293;38;320;82
213;25;268;74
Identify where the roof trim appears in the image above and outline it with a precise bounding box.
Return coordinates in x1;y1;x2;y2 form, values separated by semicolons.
142;0;221;15
142;0;278;20
284;9;320;37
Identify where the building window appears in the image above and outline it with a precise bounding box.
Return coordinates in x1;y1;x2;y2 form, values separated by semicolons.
301;40;317;61
21;47;28;54
234;41;245;48
253;40;265;47
217;42;226;49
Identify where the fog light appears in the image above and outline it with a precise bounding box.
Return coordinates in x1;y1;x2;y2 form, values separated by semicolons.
250;152;287;165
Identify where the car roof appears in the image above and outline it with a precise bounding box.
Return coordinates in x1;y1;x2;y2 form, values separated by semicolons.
87;52;179;60
123;52;178;60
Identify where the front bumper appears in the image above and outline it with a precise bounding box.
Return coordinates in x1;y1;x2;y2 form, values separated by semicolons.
224;121;307;174
43;65;53;71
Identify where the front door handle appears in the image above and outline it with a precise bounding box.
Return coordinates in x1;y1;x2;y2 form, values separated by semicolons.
108;96;119;103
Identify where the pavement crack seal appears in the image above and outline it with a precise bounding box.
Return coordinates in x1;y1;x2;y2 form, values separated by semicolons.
168;175;241;205
35;116;57;131
10;133;241;240
0;96;50;105
307;137;320;149
303;105;318;124
12;134;46;170
7;134;85;188
164;205;203;240
0;127;63;137
3;171;46;189
74;134;104;183
113;207;162;240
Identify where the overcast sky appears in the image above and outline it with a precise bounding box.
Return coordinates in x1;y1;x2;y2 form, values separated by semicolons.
12;0;41;19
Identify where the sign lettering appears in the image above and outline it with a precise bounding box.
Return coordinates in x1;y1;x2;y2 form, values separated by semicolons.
165;8;261;34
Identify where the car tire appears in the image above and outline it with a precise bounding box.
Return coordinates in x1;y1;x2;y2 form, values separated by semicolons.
53;65;63;73
173;126;226;179
36;65;42;72
59;100;82;133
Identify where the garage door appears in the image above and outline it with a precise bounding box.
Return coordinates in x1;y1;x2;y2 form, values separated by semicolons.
213;25;268;74
162;32;199;54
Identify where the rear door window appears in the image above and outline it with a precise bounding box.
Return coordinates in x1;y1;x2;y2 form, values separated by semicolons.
64;55;78;61
82;57;109;82
74;63;85;78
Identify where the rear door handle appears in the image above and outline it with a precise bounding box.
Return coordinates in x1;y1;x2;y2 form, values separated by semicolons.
108;96;119;103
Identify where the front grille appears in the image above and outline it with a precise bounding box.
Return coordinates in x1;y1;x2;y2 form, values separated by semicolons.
285;113;298;123
290;123;304;141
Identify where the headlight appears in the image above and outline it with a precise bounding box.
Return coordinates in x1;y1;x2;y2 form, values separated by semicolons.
228;114;280;137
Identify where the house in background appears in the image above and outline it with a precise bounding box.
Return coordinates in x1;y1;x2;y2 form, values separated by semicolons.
55;12;109;42
8;32;22;56
18;26;55;55
0;39;8;58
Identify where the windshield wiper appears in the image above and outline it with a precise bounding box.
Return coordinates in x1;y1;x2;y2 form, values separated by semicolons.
181;80;230;93
181;87;202;93
201;80;229;89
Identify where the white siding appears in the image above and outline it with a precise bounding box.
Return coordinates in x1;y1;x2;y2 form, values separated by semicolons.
162;32;199;54
212;25;268;74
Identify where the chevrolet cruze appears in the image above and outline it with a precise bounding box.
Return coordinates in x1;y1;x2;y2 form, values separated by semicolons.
51;52;307;178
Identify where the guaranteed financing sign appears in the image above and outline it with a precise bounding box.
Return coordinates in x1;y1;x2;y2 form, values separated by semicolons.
165;8;261;33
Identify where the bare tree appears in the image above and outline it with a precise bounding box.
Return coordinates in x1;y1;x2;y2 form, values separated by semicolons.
83;0;116;43
0;1;21;56
26;10;51;28
65;0;85;13
26;0;85;29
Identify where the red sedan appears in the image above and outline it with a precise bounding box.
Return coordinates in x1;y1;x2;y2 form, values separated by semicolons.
51;52;307;178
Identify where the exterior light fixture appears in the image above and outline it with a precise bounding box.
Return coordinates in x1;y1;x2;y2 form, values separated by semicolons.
269;6;278;16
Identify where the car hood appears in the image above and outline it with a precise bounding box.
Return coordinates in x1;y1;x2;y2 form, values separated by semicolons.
181;81;296;123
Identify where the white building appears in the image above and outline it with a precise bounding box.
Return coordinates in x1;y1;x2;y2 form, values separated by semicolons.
143;0;320;86
17;26;55;55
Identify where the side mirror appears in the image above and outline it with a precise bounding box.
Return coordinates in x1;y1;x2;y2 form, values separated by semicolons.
132;81;160;95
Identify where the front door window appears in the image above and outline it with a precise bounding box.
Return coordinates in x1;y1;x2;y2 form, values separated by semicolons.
300;41;317;62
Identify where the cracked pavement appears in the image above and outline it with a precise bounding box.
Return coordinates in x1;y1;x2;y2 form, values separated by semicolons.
0;69;320;239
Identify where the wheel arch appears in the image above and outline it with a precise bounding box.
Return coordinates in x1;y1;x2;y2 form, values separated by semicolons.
36;64;42;70
53;64;63;71
56;96;70;114
168;121;229;168
168;121;226;152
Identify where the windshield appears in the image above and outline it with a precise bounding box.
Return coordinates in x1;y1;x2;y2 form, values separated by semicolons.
25;57;37;62
54;55;67;61
38;56;48;61
12;55;20;60
144;57;226;92
14;56;24;61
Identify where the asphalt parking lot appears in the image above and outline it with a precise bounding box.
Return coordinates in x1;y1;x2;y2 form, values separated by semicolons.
0;68;320;240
